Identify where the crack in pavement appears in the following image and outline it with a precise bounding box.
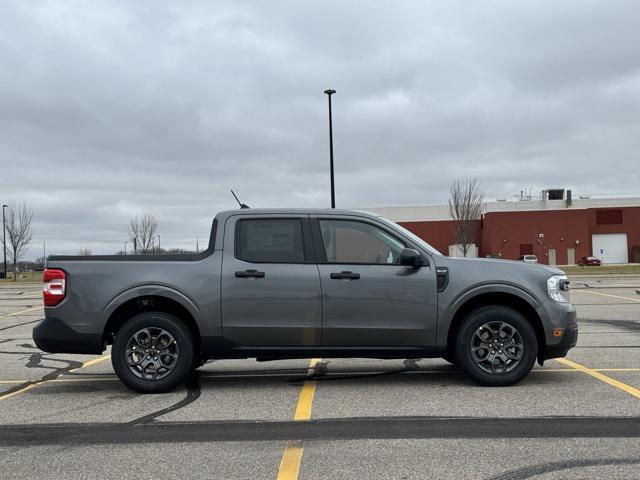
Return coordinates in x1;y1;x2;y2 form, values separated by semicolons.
0;319;40;332
0;416;638;446
289;357;425;383
485;457;640;480
128;371;202;425
580;318;640;332
0;352;83;399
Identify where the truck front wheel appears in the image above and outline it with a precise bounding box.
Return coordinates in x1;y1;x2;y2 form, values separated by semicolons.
112;312;194;393
455;306;537;386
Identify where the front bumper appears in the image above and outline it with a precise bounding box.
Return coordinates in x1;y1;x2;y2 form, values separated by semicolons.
33;316;104;354
540;302;578;360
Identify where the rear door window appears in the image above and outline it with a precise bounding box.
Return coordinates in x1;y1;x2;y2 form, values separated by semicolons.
236;219;305;263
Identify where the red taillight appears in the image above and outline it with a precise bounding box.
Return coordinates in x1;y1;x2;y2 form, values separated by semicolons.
43;269;66;306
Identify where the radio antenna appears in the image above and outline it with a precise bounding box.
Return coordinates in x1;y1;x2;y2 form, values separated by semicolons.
230;190;250;209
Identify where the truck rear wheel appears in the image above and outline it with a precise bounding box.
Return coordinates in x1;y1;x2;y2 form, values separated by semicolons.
112;312;194;393
455;306;537;386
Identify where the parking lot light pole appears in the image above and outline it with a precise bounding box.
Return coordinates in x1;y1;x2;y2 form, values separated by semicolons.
2;205;7;279
324;89;336;208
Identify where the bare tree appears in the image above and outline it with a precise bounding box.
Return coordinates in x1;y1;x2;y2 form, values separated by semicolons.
78;248;92;256
128;211;158;254
448;177;484;257
3;202;33;278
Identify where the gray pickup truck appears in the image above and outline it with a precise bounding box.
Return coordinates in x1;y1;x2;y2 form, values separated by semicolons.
34;208;577;393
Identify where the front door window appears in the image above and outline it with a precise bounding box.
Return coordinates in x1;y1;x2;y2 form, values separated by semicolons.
318;219;406;264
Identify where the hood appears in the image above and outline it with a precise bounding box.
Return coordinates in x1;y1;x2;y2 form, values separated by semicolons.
437;256;564;276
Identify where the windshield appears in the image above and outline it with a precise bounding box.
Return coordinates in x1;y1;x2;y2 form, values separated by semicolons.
375;215;442;255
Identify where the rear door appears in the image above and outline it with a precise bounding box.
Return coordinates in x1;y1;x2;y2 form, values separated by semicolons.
311;216;438;347
221;215;321;346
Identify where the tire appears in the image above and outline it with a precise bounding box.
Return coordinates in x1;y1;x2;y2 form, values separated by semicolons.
112;312;194;393
455;306;537;386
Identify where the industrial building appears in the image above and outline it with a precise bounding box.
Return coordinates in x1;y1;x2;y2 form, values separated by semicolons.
365;190;640;265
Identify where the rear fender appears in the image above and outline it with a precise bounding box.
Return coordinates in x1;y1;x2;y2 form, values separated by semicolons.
104;284;199;321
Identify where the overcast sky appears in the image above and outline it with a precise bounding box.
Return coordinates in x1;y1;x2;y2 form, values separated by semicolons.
1;0;640;257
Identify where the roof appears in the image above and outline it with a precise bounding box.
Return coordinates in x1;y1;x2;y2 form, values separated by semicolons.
215;208;381;220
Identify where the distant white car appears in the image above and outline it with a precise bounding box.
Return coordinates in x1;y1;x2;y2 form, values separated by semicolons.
517;255;538;263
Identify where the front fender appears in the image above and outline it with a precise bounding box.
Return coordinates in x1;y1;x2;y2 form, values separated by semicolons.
437;282;542;346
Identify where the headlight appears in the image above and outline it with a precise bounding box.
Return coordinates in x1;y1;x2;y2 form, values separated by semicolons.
547;275;570;303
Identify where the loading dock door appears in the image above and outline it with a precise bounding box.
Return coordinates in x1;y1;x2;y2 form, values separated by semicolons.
592;234;628;264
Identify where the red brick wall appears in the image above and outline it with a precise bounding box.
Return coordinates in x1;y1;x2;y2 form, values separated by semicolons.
481;209;590;264
396;206;640;264
588;206;640;262
399;219;481;255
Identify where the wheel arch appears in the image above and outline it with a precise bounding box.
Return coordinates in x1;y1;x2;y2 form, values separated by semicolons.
103;289;202;358
445;290;545;363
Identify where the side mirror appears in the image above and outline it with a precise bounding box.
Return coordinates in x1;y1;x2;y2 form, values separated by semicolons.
399;248;424;268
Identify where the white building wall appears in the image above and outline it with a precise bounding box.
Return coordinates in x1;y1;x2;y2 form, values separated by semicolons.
361;196;640;222
448;244;478;258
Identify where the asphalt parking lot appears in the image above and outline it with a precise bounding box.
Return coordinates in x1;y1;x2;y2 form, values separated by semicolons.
0;277;638;479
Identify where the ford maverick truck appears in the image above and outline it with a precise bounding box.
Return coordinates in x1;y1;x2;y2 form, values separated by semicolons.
34;209;577;393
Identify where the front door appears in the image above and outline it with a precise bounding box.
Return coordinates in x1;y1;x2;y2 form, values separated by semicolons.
548;248;556;266
221;215;321;346
312;216;438;347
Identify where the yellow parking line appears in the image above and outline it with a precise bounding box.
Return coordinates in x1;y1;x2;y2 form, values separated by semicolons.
293;381;318;421
276;442;303;480
556;357;640;399
580;290;640;303
293;358;321;421
72;355;111;371
0;365;637;386
1;306;42;318
0;377;118;384
1;366;638;387
276;358;321;480
594;368;640;372
0;355;111;401
0;382;41;400
537;368;640;372
540;368;640;372
49;376;116;382
0;376;124;385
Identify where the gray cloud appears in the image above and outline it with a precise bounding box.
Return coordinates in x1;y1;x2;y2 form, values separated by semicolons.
1;0;639;256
